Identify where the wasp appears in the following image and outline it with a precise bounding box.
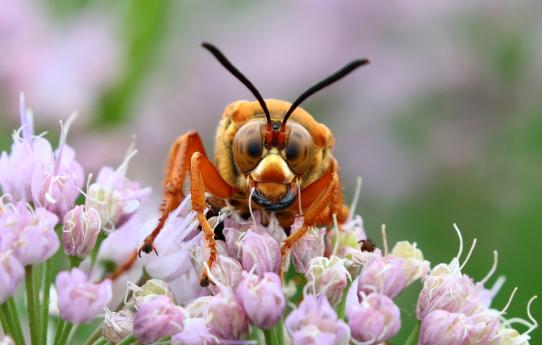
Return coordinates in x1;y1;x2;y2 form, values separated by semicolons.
138;43;369;286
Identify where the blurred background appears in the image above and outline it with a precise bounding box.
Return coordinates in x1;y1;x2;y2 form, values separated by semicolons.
0;0;541;342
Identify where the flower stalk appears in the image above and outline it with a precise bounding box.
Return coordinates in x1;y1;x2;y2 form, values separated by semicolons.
6;298;25;345
40;259;53;344
25;266;39;345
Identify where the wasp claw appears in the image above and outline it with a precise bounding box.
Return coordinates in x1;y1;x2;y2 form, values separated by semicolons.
138;239;158;257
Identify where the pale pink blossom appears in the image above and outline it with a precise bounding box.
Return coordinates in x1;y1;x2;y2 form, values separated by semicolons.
285;294;350;345
205;287;249;341
419;310;472;345
236;272;285;329
241;230;281;276
133;295;186;344
172;318;219;345
55;268;112;324
102;308;134;344
306;256;350;307
62;205;101;258
346;284;401;344
0;228;24;303
290;217;325;274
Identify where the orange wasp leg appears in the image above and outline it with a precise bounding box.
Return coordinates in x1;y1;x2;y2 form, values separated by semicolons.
190;152;234;286
280;173;340;276
139;131;207;256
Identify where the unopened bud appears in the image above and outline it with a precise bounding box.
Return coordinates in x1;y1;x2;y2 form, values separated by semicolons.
62;205;101;258
102;309;134;344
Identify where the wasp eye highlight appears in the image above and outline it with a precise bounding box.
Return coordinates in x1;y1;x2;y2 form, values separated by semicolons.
284;124;314;175
232;121;264;173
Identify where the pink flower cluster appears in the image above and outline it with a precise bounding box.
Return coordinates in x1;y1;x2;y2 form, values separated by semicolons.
0;97;150;327
417;225;539;345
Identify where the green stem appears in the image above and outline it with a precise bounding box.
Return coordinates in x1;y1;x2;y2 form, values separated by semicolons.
57;323;74;345
25;266;40;345
336;282;351;320
6;298;25;345
68;256;82;269
84;326;103;345
40;259;53;345
263;327;278;345
275;317;285;345
404;322;420;345
91;337;108;345
116;334;136;345
53;319;66;345
0;304;14;337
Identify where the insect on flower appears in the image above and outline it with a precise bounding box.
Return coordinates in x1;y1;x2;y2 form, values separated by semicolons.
138;42;369;286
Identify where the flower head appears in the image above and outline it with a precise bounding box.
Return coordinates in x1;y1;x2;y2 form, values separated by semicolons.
306;256;350;307
11;205;59;265
172;318;219;345
102;308;134;344
241;230;281;276
236;272;285;329
346;287;401;344
55;268;112;324
419;310;472;345
0;228;24;303
359;253;408;298
285;294;350;345
290;218;325;274
62;205;101;258
85;145;151;232
205;287;249;341
133;295;186;344
31;113;84;218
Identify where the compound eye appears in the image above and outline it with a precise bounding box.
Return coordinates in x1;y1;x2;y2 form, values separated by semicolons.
284;124;314;175
232;121;264;173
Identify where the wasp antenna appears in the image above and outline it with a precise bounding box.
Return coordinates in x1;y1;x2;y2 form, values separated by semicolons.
282;58;369;129
201;42;271;124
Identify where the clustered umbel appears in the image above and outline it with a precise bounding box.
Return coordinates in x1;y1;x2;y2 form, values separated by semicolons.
0;96;538;345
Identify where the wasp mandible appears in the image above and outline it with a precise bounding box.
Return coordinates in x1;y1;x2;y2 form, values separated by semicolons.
139;42;369;286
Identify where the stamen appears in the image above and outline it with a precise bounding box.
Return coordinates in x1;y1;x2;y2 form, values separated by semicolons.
489;276;506;297
500;286;518;315
460;238;477;270
248;187;257;228
19;93;33;142
349;176;362;219
525;295;538;335
55;112;78;174
480;250;498;285
453;223;464;262
332;213;340;256
114;141;138;181
381;224;388;256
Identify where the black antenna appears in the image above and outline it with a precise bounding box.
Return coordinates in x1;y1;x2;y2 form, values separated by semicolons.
282;58;369;128
201;42;271;124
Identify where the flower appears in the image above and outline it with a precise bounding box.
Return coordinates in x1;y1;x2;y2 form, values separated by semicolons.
0;229;24;303
285;294;350;345
390;241;430;285
85;145;151;232
102;308;134;344
0;95;52;203
346;287;401;344
172;318;219;345
419;310;472;345
236;272;285;329
62;205;101;258
306;256;350;307
290;218;325;274
12;206;59;265
208;254;243;295
359;253;408;298
31;113;84;218
133;295;186;344
130;278;175;306
241;229;281;276
55;268;112;324
205;287;249;341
